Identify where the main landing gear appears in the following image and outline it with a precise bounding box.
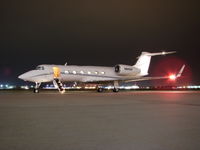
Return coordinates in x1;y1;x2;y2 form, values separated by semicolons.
97;87;104;92
113;88;119;92
97;81;120;93
34;82;41;93
113;81;119;93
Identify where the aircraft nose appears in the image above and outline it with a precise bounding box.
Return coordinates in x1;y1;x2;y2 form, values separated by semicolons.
18;74;25;80
18;73;30;81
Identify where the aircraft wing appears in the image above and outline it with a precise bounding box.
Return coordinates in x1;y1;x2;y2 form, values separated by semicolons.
124;65;185;83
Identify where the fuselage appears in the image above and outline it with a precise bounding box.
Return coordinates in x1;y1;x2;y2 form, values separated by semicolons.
18;64;142;83
18;51;178;93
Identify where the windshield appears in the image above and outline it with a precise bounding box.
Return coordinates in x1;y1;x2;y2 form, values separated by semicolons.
36;66;45;70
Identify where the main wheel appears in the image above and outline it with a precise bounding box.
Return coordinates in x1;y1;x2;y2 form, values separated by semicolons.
113;88;119;92
33;88;39;93
97;88;104;92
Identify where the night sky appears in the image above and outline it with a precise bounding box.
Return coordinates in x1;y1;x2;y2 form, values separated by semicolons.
1;0;200;85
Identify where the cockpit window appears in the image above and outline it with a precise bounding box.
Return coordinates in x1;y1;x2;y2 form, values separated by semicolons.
36;66;45;70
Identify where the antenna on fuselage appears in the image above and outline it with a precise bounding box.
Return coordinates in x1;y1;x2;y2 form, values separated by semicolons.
64;62;67;66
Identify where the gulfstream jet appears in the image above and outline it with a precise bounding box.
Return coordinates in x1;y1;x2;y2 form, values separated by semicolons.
18;51;185;93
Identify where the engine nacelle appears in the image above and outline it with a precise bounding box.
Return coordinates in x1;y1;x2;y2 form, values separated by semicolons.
114;64;140;76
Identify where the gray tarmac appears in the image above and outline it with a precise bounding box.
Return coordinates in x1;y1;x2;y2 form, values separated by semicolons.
0;90;200;150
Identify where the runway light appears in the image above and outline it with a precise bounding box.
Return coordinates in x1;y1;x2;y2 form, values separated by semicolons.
169;74;176;80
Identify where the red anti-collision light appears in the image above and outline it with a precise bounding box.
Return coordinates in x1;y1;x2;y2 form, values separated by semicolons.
169;74;176;80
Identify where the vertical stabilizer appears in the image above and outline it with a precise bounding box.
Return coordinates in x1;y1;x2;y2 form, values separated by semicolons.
134;52;152;76
134;51;176;76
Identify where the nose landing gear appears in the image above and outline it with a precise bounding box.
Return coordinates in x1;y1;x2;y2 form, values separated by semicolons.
34;82;41;93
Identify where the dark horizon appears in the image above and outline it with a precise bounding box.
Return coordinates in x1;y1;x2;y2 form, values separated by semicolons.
1;0;200;85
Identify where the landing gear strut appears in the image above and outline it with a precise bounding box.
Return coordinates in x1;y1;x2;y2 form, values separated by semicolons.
34;82;41;93
97;85;104;92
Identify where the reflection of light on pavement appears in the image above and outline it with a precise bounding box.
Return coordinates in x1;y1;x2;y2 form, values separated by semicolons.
20;86;29;90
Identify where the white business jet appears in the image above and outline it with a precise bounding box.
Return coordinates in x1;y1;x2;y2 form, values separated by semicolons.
18;51;185;93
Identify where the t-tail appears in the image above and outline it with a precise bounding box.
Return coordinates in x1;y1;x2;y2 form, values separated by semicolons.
134;51;176;76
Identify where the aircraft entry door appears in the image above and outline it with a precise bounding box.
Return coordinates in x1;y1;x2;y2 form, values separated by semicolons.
53;67;61;79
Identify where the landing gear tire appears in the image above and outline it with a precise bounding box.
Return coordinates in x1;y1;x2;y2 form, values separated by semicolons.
113;88;119;93
97;88;104;93
33;88;39;93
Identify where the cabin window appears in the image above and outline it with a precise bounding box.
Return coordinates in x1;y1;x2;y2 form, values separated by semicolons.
65;71;69;74
88;71;91;74
72;71;77;74
80;71;84;74
101;71;105;75
94;71;98;75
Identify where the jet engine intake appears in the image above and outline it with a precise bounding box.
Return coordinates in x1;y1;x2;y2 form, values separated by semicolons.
114;64;140;76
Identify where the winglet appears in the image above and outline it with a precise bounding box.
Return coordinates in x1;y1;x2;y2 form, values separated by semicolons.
176;65;185;78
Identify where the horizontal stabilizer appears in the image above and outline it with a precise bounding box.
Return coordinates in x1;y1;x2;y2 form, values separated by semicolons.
145;51;176;56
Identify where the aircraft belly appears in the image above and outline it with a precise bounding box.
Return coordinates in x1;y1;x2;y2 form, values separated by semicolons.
82;76;116;82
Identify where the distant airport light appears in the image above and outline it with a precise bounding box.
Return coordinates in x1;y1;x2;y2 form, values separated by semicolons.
20;86;29;90
169;74;176;80
85;86;95;89
104;86;113;90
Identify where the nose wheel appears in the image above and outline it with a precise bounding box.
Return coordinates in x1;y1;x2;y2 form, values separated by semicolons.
34;82;41;93
33;88;39;93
